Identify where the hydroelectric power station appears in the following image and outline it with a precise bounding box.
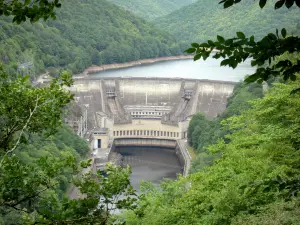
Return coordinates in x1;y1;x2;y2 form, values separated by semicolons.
66;77;236;186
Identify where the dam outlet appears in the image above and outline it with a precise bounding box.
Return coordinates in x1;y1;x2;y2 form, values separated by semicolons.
114;145;182;190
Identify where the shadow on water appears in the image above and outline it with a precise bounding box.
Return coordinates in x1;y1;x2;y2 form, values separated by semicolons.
115;146;182;191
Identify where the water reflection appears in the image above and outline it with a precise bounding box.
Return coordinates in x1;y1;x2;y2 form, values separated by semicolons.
91;58;255;82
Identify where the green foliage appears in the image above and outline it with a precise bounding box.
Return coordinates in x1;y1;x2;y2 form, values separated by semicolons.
0;0;182;76
22;163;136;224
155;0;299;48
0;68;73;152
187;28;300;86
188;82;263;173
107;0;197;21
0;0;62;24
123;78;300;225
219;0;300;9
0;65;136;224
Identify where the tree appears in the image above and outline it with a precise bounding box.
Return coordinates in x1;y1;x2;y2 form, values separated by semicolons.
0;68;73;152
0;67;137;224
0;0;62;24
185;0;300;88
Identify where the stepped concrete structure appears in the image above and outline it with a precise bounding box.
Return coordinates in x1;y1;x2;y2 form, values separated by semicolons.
67;77;236;175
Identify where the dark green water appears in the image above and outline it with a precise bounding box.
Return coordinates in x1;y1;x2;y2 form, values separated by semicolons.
115;146;182;190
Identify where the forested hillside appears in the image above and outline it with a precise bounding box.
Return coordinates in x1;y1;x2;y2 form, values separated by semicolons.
0;0;181;77
155;0;299;46
188;82;264;173
107;0;196;20
2;127;89;224
122;77;300;225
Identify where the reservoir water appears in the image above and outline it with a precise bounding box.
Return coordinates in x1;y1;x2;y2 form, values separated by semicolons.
115;146;182;190
90;58;255;81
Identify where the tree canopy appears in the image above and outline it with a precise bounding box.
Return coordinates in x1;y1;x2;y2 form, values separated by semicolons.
0;0;62;24
184;0;300;87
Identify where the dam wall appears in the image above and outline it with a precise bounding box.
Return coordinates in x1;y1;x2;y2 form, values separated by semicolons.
70;77;236;129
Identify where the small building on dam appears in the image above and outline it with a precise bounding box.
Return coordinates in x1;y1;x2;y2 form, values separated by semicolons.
66;77;236;176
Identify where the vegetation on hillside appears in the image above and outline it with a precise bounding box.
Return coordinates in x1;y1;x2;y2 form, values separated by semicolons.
107;0;196;21
1;0;300;224
188;82;264;173
0;68;137;224
155;0;299;46
122;76;300;225
0;0;182;77
117;1;300;224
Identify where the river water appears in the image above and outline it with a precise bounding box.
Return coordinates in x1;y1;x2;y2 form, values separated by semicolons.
90;58;255;81
115;146;182;190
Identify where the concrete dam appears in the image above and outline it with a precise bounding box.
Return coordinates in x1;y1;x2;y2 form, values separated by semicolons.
66;77;236;182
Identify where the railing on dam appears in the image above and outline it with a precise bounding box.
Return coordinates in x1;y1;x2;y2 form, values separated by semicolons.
113;129;180;140
114;138;177;148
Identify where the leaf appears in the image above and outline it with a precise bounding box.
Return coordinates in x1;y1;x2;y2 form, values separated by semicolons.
191;43;200;48
199;43;210;48
185;48;196;54
220;59;231;66
281;28;287;38
202;52;209;60
285;0;294;8
224;0;234;8
259;0;267;8
275;0;285;9
194;54;202;61
236;32;245;39
290;74;297;81
245;74;260;83
268;33;277;40
217;35;225;43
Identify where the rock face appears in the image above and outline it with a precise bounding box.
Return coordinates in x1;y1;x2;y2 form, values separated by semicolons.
70;77;236;128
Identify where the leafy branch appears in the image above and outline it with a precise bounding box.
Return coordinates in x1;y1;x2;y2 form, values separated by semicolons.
1;0;62;24
219;0;300;9
0;95;41;167
185;29;300;84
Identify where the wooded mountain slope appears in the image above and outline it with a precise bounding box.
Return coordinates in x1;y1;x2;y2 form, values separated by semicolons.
0;0;181;76
123;78;300;225
155;0;299;45
107;0;196;20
